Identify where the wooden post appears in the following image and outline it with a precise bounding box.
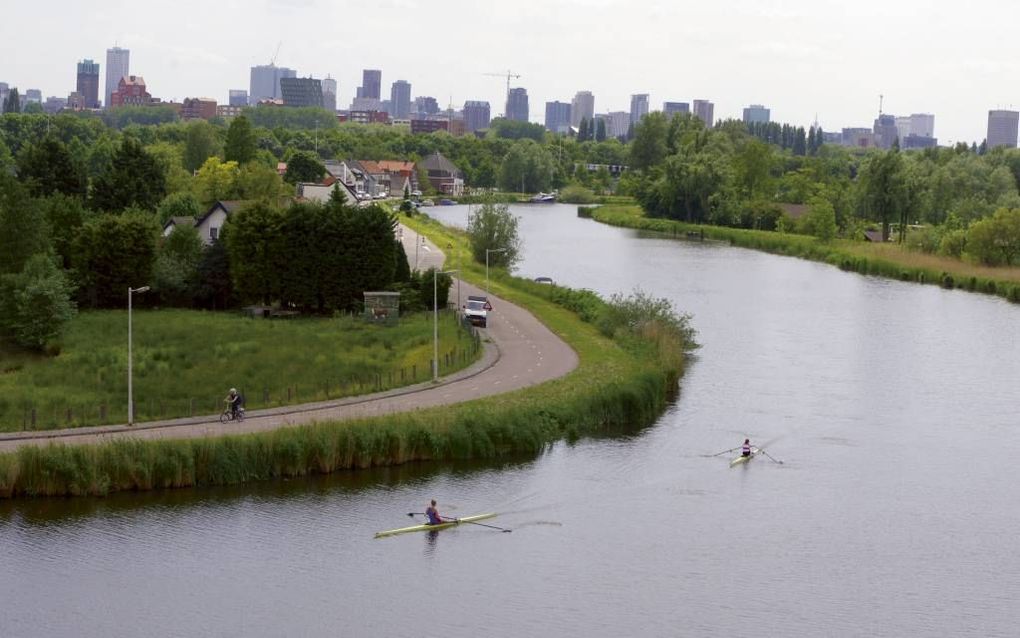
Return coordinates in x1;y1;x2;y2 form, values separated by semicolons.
100;404;107;423
189;398;194;417
31;408;36;429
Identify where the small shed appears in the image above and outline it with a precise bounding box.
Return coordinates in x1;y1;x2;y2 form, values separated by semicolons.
364;292;401;324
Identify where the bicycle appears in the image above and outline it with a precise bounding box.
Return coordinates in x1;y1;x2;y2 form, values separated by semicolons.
220;406;245;423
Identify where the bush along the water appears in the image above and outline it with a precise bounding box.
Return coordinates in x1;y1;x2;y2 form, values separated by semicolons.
590;205;1020;305
0;219;696;498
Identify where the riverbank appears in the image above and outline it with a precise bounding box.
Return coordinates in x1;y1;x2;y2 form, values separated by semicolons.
0;217;693;498
590;204;1020;303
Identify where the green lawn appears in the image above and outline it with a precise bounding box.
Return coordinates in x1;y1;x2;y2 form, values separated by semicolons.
0;309;479;431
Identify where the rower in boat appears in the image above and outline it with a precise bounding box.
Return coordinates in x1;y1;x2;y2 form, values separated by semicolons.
741;439;753;457
425;499;444;525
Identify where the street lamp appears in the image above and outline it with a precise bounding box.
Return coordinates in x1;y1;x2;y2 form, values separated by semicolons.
127;285;150;426
434;269;459;382
447;242;460;312
485;248;507;296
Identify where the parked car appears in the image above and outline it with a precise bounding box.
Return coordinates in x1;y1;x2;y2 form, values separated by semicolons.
534;276;554;285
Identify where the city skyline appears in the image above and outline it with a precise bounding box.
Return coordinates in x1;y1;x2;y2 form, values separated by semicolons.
3;0;1020;143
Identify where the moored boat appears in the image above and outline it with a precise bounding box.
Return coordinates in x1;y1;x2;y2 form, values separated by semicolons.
374;513;497;538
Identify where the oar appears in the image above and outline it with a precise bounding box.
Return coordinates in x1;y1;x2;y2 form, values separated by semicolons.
705;446;740;457
406;512;512;533
758;449;784;465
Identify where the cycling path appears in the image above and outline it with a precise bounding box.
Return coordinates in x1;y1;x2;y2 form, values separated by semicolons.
0;226;579;452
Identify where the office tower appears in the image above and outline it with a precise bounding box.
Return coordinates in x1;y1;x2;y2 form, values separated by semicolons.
693;99;714;126
910;113;935;138
228;89;248;107
987;110;1019;149
105;46;130;108
322;77;337;112
24;89;42;104
545;101;571;133
663;102;690;117
76;59;101;109
415;96;439;116
361;69;381;100
742;104;770;124
390;80;411;119
571;91;594;127
44;96;67;114
895;116;912;142
463;101;491;132
873;114;899;149
630;94;649;124
607;111;630;139
506;87;528;122
249;64;296;103
280;77;323;108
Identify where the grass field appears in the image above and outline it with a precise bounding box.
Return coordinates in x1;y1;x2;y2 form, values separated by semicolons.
0;309;479;432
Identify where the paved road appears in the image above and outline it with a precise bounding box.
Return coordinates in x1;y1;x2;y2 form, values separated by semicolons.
0;227;578;452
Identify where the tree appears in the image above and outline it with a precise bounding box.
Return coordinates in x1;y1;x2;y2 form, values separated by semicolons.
71;213;160;308
803;196;837;242
284;150;325;184
224;115;257;164
487;118;545;142
157;191;202;224
0;175;50;275
38;194;90;269
183;120;223;173
190;239;233;309
577;118;590;143
3;88;21;114
225;201;285;304
15;135;88;198
153;225;203;306
733;139;774;198
90;137;167;213
966;208;1020;266
595;118;607;142
859;148;906;241
498;139;555;193
0;255;76;350
629;112;669;170
234;162;289;201
467;201;522;269
193;157;240;206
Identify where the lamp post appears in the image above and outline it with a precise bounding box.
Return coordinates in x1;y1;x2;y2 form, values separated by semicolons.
127;285;150;426
434;269;459;382
485;248;507;296
447;243;460;312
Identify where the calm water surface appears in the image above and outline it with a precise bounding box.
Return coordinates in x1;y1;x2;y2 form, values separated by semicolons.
3;203;1018;637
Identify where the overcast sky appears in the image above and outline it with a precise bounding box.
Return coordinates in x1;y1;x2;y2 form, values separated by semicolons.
2;0;1018;144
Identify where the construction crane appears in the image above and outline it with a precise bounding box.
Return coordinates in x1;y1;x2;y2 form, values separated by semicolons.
270;41;282;66
483;70;521;117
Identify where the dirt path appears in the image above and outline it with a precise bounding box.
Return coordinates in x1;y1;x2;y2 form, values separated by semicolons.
0;228;578;452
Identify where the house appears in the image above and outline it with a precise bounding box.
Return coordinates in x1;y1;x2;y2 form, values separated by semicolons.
324;160;375;197
420;152;464;196
194;201;247;244
778;203;810;221
863;230;886;242
377;160;417;195
296;177;360;206
162;216;195;237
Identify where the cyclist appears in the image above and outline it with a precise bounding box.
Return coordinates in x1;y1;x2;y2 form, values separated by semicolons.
224;388;242;419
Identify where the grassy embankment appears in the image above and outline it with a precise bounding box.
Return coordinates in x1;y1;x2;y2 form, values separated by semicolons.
0;310;478;432
0;215;693;498
588;204;1020;303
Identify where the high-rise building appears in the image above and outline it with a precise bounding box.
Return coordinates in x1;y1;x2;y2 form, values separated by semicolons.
873;114;899;149
545;101;571;133
910;113;935;138
228;89;248;107
44;96;67;114
24;89;42;105
894;116;913;142
987;110;1019;149
181;98;217;120
322;77;337;112
76;59;101;109
415;96;439;116
110;75;150;107
630;94;649;124
390;80;411;119
463;101;491;132
361;69;381;100
249;64;296;103
280;77;323;108
571;91;594;128
507;87;529;122
742;104;770;124
607;111;631;139
663;102;690;117
351;96;382;112
693;99;714;126
104;47;129;108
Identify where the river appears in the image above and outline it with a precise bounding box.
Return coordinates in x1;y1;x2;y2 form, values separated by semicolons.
3;203;1018;637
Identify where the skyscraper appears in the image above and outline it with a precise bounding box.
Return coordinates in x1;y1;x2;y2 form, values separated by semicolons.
361;70;381;100
630;94;649;125
693;100;714;126
463;101;491;132
228;90;248;107
545;101;571;133
507;88;528;122
76;59;100;109
742;104;770;124
987;110;1019;149
910;113;935;138
663;102;690;117
280;77;323;108
873;114;899;149
322;77;337;112
390;80;411;119
415;96;439;116
249;64;296;103
607;111;631;139
571;91;594;128
105;46;129;108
